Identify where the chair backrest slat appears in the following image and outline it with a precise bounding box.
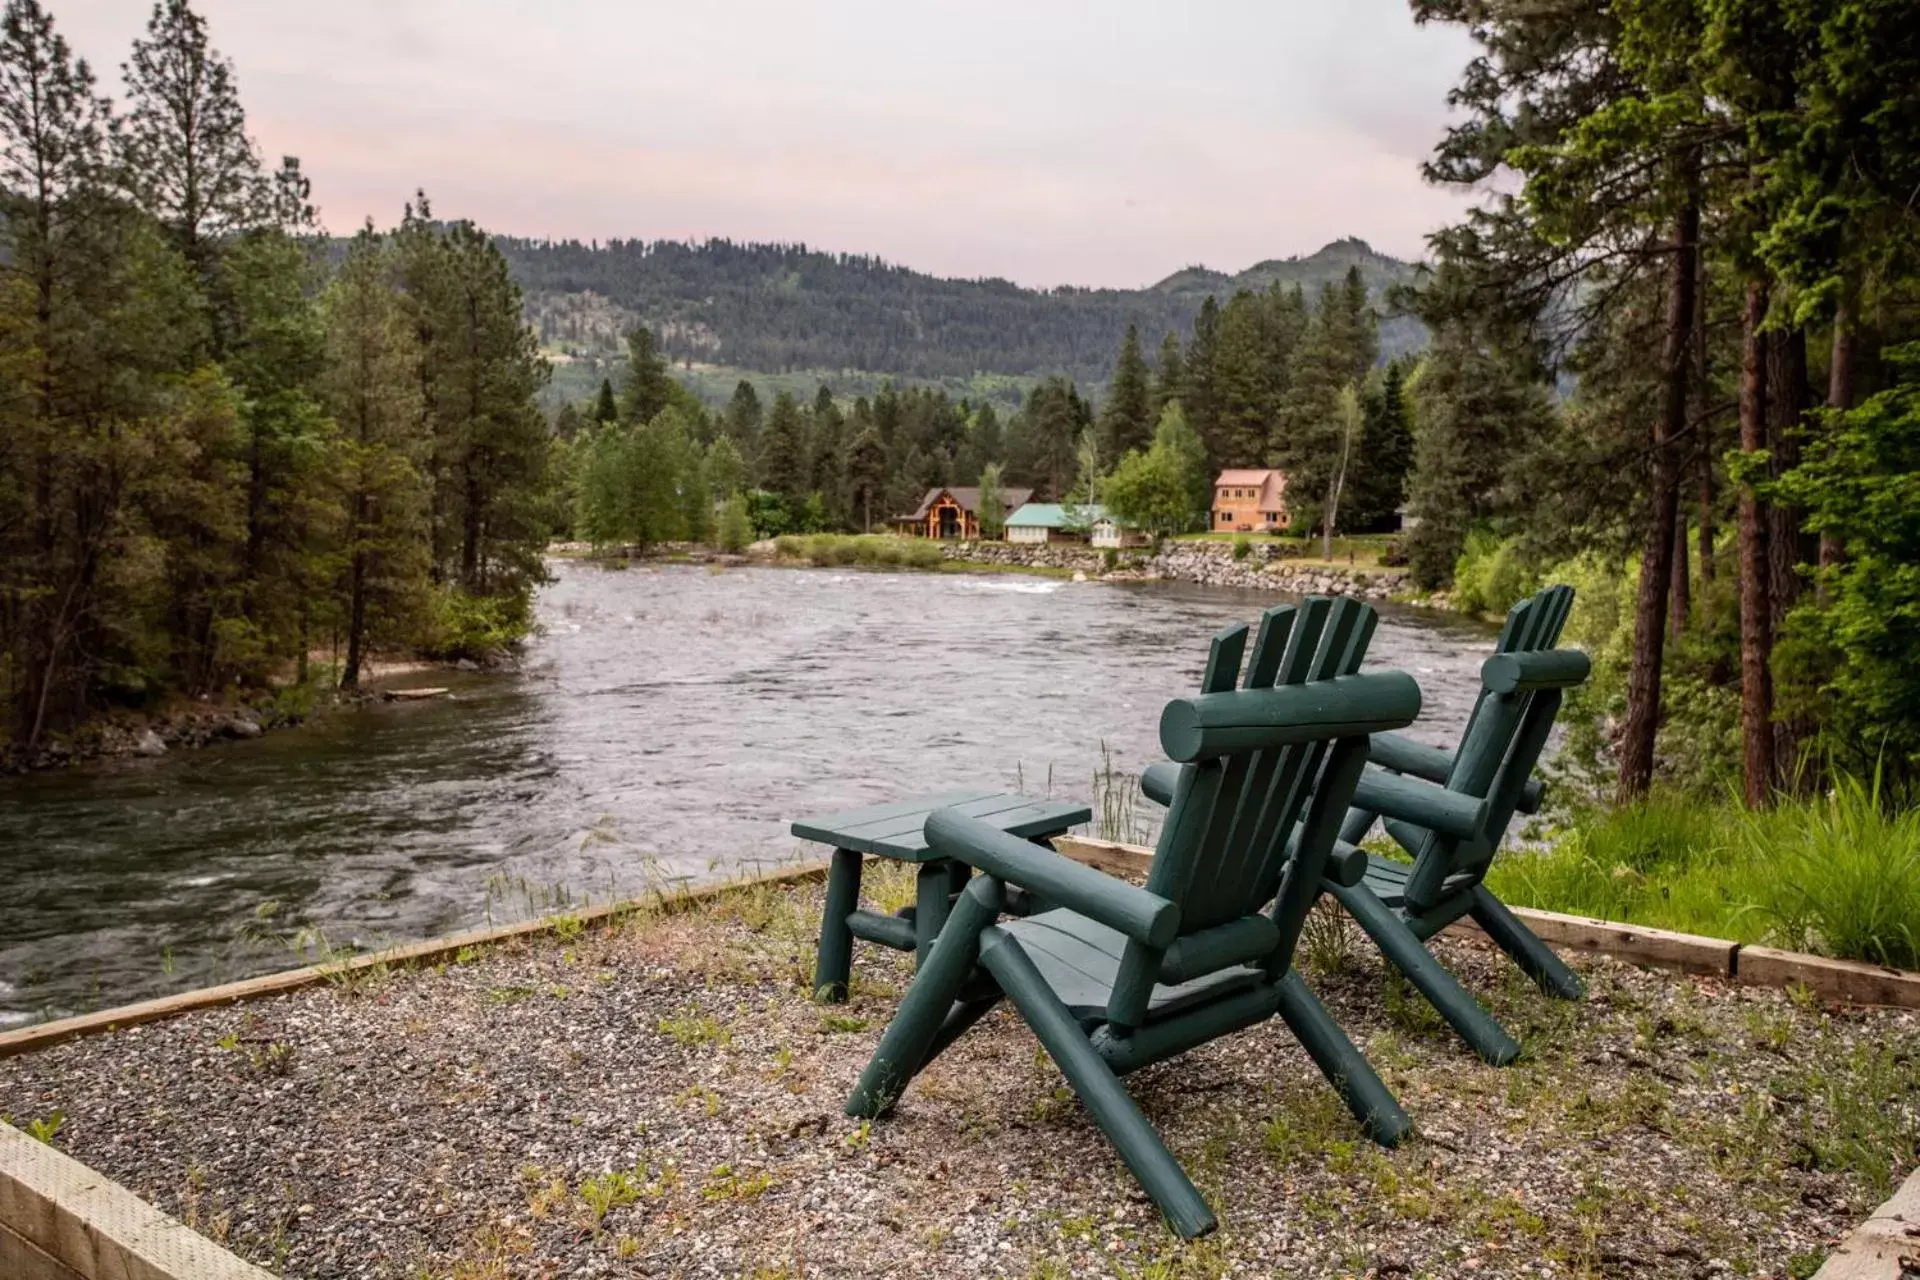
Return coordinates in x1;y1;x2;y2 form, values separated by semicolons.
1403;584;1579;910
1148;596;1387;938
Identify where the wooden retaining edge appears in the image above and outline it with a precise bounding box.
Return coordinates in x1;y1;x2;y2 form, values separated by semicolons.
1051;836;1920;1007
1810;1163;1920;1279
1442;909;1741;978
0;859;831;1062
0;1120;271;1279
1737;945;1920;1010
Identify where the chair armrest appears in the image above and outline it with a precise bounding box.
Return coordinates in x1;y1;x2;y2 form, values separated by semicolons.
1280;829;1368;888
1481;648;1591;693
1367;731;1452;784
1352;767;1487;841
1140;761;1180;807
925;808;1180;947
1370;731;1545;814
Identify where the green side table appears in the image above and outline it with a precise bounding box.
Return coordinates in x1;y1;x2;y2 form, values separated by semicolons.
792;789;1091;1002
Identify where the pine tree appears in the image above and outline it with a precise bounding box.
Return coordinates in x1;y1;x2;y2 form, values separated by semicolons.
621;326;674;426
1182;296;1222;468
219;228;333;677
846;428;887;532
705;434;746;503
118;1;281;288
1152;332;1184;418
1211;289;1285;468
758;391;809;500
809;384;846;526
1347;361;1414;532
322;227;427;689
591;378;618;425
724;379;762;456
1098;323;1153;462
1403;323;1553;589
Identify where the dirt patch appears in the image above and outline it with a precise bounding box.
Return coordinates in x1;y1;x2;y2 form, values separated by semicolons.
1;875;1915;1279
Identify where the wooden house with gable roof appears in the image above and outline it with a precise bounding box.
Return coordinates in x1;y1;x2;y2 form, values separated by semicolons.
892;486;1034;540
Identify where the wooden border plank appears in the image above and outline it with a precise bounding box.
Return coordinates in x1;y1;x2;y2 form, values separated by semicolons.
1056;836;1745;978
1050;835;1153;880
1738;945;1920;1010
1457;908;1741;977
1811;1163;1920;1278
0;1122;271;1279
0;860;829;1061
2;1222;87;1280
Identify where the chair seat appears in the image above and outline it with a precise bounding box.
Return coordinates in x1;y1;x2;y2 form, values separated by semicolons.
996;910;1264;1024
1361;856;1412;907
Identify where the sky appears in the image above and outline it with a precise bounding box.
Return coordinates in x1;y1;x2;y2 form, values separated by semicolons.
56;1;1482;289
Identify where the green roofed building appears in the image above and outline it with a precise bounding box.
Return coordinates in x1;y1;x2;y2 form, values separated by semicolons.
1003;504;1150;548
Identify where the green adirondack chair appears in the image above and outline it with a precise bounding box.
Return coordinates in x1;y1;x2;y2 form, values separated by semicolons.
846;597;1422;1239
1322;583;1590;1065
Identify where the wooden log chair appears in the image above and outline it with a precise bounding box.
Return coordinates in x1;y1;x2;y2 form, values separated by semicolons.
847;597;1421;1238
1324;584;1588;1065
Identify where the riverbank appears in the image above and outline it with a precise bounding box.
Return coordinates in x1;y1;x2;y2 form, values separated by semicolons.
657;532;1419;601
0;657;496;776
2;871;1911;1278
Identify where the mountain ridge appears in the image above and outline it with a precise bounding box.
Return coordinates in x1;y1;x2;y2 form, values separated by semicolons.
501;235;1426;398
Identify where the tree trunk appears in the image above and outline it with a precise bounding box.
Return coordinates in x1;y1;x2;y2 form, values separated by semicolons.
342;549;368;690
1819;294;1855;595
1694;251;1715;583
1670;516;1690;640
1737;280;1774;808
1766;327;1809;783
1616;192;1699;802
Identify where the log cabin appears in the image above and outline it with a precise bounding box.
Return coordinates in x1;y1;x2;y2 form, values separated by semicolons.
893;486;1034;539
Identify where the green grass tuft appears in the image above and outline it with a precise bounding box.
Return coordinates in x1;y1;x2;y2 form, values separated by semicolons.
1489;773;1920;967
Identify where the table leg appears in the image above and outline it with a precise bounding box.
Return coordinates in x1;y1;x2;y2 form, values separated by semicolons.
915;860;956;969
814;847;863;1003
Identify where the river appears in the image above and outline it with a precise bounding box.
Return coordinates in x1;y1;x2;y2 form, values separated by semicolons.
0;561;1499;1026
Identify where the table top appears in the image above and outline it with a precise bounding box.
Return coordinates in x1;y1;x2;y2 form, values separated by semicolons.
792;789;1091;862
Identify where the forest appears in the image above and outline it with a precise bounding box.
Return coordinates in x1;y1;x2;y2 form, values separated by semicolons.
507;234;1427;386
1389;0;1920;810
555;264;1413;551
0;0;552;758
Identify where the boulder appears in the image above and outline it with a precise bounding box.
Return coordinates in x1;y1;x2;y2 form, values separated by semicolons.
132;729;167;757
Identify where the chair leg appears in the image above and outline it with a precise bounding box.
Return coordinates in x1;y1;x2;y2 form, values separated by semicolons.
917;994;1003;1074
914;861;955;968
1332;881;1522;1066
1469;886;1584;1000
848;877;1003;1119
980;932;1217;1240
1274;970;1411;1147
813;847;864;1003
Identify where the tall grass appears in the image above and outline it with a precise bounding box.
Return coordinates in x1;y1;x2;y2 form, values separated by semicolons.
773;534;943;571
1488;772;1920;968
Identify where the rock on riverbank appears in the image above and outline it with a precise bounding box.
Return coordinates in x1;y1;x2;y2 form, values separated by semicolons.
941;538;1411;601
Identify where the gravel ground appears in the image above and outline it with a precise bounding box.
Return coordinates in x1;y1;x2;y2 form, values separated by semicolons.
3;870;1917;1280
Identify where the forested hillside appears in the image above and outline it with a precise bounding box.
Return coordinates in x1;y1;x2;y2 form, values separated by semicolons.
502;235;1424;385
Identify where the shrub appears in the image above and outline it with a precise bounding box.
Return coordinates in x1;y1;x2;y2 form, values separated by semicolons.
1451;529;1540;616
1232;537;1252;561
772;534;939;571
419;587;533;660
715;495;753;552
